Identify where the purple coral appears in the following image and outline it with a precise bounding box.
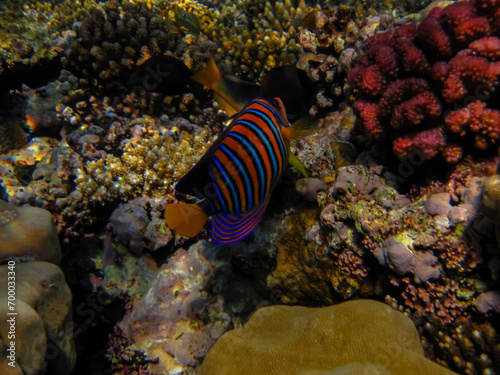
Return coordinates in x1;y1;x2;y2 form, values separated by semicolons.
108;197;172;255
374;237;441;283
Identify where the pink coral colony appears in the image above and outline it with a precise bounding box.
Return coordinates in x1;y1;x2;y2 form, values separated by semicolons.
350;0;500;163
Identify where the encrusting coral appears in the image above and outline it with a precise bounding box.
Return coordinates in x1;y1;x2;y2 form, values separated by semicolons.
0;262;75;375
0;200;61;263
198;299;457;375
113;243;232;375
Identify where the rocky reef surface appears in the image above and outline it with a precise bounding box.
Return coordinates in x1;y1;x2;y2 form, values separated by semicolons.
0;0;499;375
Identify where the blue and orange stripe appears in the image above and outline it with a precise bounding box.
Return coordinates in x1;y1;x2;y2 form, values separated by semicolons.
208;99;290;217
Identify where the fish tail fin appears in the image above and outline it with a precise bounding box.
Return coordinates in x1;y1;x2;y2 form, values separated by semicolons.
191;58;221;92
289;115;318;141
164;203;208;238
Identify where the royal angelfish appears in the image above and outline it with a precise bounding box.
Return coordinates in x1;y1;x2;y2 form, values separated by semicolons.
164;97;316;245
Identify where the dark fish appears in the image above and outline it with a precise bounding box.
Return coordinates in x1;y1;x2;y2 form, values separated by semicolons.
129;56;315;120
164;97;317;245
128;55;203;96
191;57;315;121
259;64;315;122
191;57;261;117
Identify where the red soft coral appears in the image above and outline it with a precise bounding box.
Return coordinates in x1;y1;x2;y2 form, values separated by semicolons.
393;128;446;159
454;17;490;44
378;78;430;116
350;0;500;163
349;65;385;96
445;101;500;149
353;101;384;139
441;53;494;102
373;45;399;79
390;92;441;129
440;1;477;33
469;36;500;60
394;38;432;75
416;15;452;59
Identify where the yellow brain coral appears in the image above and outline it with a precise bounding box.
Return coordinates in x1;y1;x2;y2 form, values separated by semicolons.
198;299;457;375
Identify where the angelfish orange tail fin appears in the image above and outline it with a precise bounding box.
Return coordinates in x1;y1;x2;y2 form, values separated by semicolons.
164;203;208;238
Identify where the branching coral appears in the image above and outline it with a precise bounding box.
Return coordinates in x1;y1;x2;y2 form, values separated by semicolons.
202;0;311;81
350;0;500;163
75;120;215;204
386;296;499;374
63;0;313;93
64;0;180;93
399;278;474;323
0;0;94;83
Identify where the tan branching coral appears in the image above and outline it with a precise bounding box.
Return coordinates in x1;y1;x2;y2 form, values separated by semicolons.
64;0;180;92
180;0;314;82
75;121;215;203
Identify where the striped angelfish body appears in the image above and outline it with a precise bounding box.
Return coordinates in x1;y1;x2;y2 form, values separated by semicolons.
173;97;294;245
207;98;290;215
206;98;291;244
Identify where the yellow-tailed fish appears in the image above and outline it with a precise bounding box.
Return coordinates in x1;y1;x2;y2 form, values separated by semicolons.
191;58;260;117
130;55;316;121
176;9;201;36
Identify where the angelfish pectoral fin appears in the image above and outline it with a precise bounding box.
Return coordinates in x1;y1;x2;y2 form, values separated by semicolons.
164;202;208;238
211;199;270;245
288;153;309;179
